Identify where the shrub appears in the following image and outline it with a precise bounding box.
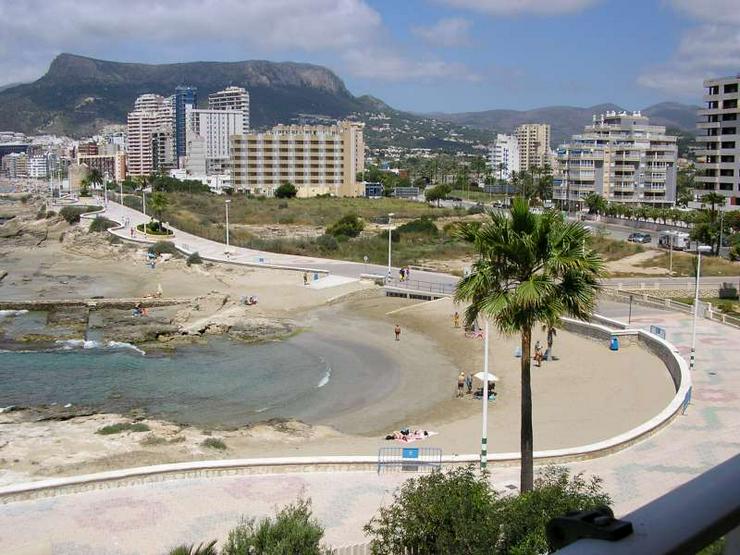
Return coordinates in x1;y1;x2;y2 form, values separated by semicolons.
377;229;401;243
397;216;438;236
275;182;298;199
364;466;610;555
326;214;364;238
96;422;150;435
59;205;99;224
137;220;173;235
202;437;227;450
148;241;179;256
730;244;740;262
167;541;218;555
88;217;117;233
45;210;56;219
467;203;485;215
35;208;46;219
187;252;203;266
277;201;289;209
108;234;122;245
221;499;324;555
315;234;338;251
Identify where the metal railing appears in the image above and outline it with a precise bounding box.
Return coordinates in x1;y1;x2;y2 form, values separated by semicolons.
386;278;456;295
557;454;740;554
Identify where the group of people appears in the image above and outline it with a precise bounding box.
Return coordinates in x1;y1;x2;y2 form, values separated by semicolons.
241;295;258;306
131;303;149;317
456;371;497;400
398;266;412;282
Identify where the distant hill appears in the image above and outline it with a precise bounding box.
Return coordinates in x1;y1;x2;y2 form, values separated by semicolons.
0;53;369;137
429;102;699;146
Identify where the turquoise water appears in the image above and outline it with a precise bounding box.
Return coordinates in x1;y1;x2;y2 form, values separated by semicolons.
0;336;331;428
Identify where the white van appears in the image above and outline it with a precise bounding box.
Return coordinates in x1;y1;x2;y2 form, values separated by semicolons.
658;231;690;251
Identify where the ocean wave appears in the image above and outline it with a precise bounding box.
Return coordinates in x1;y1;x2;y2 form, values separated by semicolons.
54;339;146;355
317;366;332;388
0;310;29;318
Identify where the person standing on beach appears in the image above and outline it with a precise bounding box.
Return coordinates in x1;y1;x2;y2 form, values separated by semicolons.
457;371;465;397
405;266;411;280
394;324;401;341
303;272;309;286
465;372;473;394
453;311;460;328
399;268;405;282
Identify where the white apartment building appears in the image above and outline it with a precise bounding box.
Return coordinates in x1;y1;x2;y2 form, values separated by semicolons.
186;107;245;173
28;155;48;178
126;94;174;176
230;121;365;197
553;111;677;206
695;75;739;209
208;86;250;131
516;123;551;171
488;134;520;180
1;152;27;178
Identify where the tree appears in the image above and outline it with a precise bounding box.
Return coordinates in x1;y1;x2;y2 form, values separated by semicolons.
532;164;553;202
326;214;364;238
454;199;604;492
87;168;104;190
676;164;696;207
584;193;607;215
79;176;91;197
701;192;725;223
425;184;452;206
149;191;168;224
275;182;298;199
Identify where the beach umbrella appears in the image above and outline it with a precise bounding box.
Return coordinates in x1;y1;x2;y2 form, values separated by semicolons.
474;371;499;382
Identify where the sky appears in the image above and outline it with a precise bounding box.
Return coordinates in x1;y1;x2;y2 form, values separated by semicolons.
0;0;738;113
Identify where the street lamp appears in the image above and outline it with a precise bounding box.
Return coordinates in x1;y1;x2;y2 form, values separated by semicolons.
387;213;394;281
480;320;490;471
690;244;712;371
119;180;124;220
225;199;231;253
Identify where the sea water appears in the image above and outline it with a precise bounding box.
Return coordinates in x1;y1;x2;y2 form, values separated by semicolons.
0;336;331;428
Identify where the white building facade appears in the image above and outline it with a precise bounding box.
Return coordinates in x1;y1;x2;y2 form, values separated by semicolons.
208;86;250;131
488;134;520;180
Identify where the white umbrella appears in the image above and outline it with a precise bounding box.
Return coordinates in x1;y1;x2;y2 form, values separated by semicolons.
474;371;499;382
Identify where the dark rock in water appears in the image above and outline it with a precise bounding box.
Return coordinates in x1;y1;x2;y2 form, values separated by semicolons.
7;404;97;422
228;318;295;342
47;307;89;326
91;308;179;344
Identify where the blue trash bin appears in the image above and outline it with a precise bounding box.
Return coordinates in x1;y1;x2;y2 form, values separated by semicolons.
610;336;619;351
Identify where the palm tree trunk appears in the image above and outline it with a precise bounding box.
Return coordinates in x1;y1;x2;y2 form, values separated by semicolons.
520;326;534;492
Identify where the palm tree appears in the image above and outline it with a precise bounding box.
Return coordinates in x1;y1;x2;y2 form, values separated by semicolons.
87;168;104;190
149;191;168;226
454;198;604;492
584;192;606;215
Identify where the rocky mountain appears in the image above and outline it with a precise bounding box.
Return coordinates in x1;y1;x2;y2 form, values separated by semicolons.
0;53;368;137
430;101;699;146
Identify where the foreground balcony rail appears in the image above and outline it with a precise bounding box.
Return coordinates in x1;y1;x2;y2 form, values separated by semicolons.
555;454;740;554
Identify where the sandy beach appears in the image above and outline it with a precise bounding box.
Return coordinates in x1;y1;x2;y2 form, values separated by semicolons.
0;198;676;485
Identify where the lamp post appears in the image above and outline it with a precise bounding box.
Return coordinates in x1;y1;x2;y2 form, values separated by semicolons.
142;190;147;238
387;212;394;281
225;199;231;253
103;172;109;206
120;181;124;220
690;245;712;371
480;319;490;471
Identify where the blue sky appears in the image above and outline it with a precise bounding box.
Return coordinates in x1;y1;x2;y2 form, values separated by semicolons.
1;0;737;112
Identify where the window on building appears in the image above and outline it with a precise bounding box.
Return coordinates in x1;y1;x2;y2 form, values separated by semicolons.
721;127;736;135
724;83;738;94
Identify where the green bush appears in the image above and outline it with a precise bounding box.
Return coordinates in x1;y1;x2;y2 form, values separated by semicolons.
364;466;610;555
45;210;56;219
167;541;218;555
202;437;227;450
137;221;173;235
467;203;485;215
88;217;117;233
730;244;740;262
59;205;100;224
315;234;339;251
187;252;203;266
326;214;364;238
377;229;401;243
221;499;324;555
96;422;150;435
148;241;179;256
275;182;298;199
397;216;438;236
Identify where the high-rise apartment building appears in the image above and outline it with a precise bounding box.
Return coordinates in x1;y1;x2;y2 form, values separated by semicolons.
186;107;245;174
1;152;28;178
488;134;520;180
230;121;364;197
28;155;48;179
174;86;198;163
695;75;739;209
515;123;551;171
126;94;174;176
208;86;250;131
553;111;677;206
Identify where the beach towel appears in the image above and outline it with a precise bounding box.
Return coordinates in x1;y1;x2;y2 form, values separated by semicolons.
390;430;438;443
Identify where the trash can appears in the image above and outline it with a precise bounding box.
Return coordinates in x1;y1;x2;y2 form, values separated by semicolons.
610;336;619;351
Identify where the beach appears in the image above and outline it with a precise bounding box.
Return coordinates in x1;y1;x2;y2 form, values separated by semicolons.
0;198;676;485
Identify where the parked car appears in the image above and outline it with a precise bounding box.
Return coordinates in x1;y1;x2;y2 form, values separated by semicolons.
628;232;652;244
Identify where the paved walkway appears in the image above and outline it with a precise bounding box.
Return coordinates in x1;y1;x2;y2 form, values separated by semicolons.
1;301;738;554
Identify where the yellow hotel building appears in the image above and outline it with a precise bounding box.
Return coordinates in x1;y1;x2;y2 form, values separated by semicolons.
229;121;364;197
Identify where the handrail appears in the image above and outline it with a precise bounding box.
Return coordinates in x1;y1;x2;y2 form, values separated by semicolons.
557;454;740;554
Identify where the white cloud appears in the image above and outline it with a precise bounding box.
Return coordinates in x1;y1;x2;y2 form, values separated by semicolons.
342;46;480;82
665;0;740;25
637;19;740;96
432;0;599;15
0;0;472;86
411;17;472;47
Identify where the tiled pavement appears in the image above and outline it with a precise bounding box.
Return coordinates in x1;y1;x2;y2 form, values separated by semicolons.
1;301;738;554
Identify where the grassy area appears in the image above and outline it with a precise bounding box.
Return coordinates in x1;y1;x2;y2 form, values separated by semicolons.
165;193;465;227
202;437;227;450
96;422;150;435
672;296;739;314
587;235;645;261
636;251;740;277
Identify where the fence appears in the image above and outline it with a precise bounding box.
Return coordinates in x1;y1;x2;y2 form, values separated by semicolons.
602;288;740;329
385;278;455;295
377;446;443;474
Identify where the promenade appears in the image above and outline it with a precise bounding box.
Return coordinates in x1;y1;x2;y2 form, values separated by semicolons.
1;299;738;553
